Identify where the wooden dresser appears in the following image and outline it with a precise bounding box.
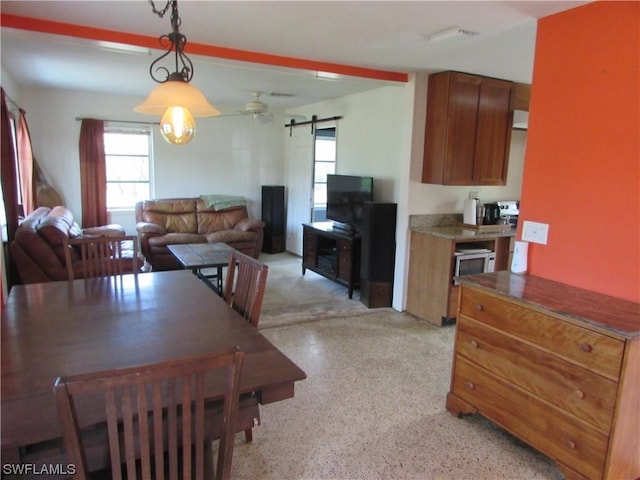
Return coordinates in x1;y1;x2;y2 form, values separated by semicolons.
446;272;639;480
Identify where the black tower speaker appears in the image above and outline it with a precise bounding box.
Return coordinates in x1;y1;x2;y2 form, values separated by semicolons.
360;202;397;308
261;185;285;254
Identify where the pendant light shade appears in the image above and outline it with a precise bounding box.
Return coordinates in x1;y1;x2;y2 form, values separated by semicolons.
134;80;220;117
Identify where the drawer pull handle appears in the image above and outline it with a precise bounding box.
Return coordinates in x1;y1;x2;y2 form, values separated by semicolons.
580;343;593;353
566;440;576;450
470;340;479;348
466;382;475;390
475;304;484;312
574;390;585;399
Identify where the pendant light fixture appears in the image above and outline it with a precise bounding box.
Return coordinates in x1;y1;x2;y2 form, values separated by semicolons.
135;0;219;145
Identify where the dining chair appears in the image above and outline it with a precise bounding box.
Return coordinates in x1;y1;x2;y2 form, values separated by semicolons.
63;235;140;280
223;250;269;329
54;349;244;480
223;250;268;443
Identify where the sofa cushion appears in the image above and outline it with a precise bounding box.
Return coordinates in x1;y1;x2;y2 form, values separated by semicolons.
36;207;75;247
205;230;257;244
148;233;206;248
13;223;66;280
195;201;248;234
139;199;198;234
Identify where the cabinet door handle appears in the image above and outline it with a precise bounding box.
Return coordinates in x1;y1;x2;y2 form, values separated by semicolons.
466;382;475;390
566;440;576;450
475;304;484;312
574;390;585;399
470;340;479;348
580;343;593;353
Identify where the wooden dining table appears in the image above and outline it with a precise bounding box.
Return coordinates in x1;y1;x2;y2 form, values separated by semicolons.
1;270;306;470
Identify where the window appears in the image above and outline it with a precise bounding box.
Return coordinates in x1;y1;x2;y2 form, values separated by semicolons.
104;126;152;209
311;127;336;222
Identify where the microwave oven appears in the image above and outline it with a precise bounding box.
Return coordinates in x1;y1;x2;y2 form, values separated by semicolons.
454;249;496;284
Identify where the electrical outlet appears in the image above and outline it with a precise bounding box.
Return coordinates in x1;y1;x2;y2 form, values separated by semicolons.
468;191;478;199
522;221;549;245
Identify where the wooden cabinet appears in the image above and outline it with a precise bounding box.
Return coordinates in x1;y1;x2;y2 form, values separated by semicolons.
447;274;640;480
422;71;514;186
302;223;361;299
406;230;511;326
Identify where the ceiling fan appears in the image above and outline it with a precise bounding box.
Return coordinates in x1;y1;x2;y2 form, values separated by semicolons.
215;91;306;123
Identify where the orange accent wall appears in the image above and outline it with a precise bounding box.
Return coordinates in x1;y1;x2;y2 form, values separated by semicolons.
519;1;639;301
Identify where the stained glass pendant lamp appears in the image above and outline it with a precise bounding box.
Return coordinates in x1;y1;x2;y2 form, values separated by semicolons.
135;0;219;144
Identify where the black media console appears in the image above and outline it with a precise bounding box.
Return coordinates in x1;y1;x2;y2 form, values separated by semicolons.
302;222;361;299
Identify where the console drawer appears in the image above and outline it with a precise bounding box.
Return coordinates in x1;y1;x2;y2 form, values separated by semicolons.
456;316;618;433
452;356;608;480
460;288;624;379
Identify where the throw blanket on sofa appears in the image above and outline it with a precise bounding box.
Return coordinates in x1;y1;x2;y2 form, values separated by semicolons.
200;194;246;211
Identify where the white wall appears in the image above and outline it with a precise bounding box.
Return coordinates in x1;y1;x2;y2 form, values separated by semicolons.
17;87;283;233
1;66;22;104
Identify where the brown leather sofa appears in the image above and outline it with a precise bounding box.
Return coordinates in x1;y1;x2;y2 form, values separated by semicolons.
135;197;264;271
9;206;132;284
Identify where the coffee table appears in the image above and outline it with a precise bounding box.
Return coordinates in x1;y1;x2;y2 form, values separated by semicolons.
167;242;234;294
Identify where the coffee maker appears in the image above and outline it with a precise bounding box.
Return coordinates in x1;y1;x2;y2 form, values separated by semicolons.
482;203;501;225
497;201;519;227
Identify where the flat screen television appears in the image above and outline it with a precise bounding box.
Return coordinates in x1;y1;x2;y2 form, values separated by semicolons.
326;174;373;232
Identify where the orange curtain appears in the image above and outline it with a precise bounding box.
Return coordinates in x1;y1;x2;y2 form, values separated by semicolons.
79;119;107;227
16;109;36;215
1;88;20;289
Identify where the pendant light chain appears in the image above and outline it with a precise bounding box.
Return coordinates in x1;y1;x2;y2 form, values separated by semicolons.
148;0;173;18
146;0;193;84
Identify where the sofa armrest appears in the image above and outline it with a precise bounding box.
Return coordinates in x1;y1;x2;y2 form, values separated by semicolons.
136;221;166;235
234;219;265;232
82;224;126;237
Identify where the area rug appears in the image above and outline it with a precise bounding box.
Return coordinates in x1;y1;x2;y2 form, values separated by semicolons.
259;252;380;329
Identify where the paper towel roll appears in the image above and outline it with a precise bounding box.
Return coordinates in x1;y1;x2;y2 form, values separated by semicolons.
463;198;478;225
511;240;529;274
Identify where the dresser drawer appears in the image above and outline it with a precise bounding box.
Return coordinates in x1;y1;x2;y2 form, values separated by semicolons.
456;317;618;433
460;288;624;379
452;356;608;480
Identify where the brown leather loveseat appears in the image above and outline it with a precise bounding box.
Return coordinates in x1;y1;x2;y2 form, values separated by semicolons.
9;206;131;284
135;197;264;271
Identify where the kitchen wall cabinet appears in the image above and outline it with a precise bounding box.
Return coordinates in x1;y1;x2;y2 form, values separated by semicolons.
422;71;514;186
447;273;639;480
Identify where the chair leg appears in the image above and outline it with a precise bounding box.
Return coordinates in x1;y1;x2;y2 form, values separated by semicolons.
244;428;252;443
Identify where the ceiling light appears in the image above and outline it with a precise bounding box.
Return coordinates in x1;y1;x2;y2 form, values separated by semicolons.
134;0;219;145
316;71;341;80
95;41;152;56
426;27;478;43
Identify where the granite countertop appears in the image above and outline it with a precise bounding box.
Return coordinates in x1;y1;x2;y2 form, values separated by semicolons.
410;213;516;239
457;271;640;338
412;225;516;239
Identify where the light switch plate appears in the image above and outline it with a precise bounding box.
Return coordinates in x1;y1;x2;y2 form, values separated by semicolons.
522;221;549;245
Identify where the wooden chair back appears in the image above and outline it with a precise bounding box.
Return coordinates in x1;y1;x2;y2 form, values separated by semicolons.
63;235;140;280
223;251;269;328
54;349;244;480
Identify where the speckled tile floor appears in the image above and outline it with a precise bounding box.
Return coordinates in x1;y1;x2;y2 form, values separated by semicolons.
225;253;564;480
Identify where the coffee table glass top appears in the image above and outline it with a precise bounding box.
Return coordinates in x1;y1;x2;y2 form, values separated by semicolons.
167;242;234;269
